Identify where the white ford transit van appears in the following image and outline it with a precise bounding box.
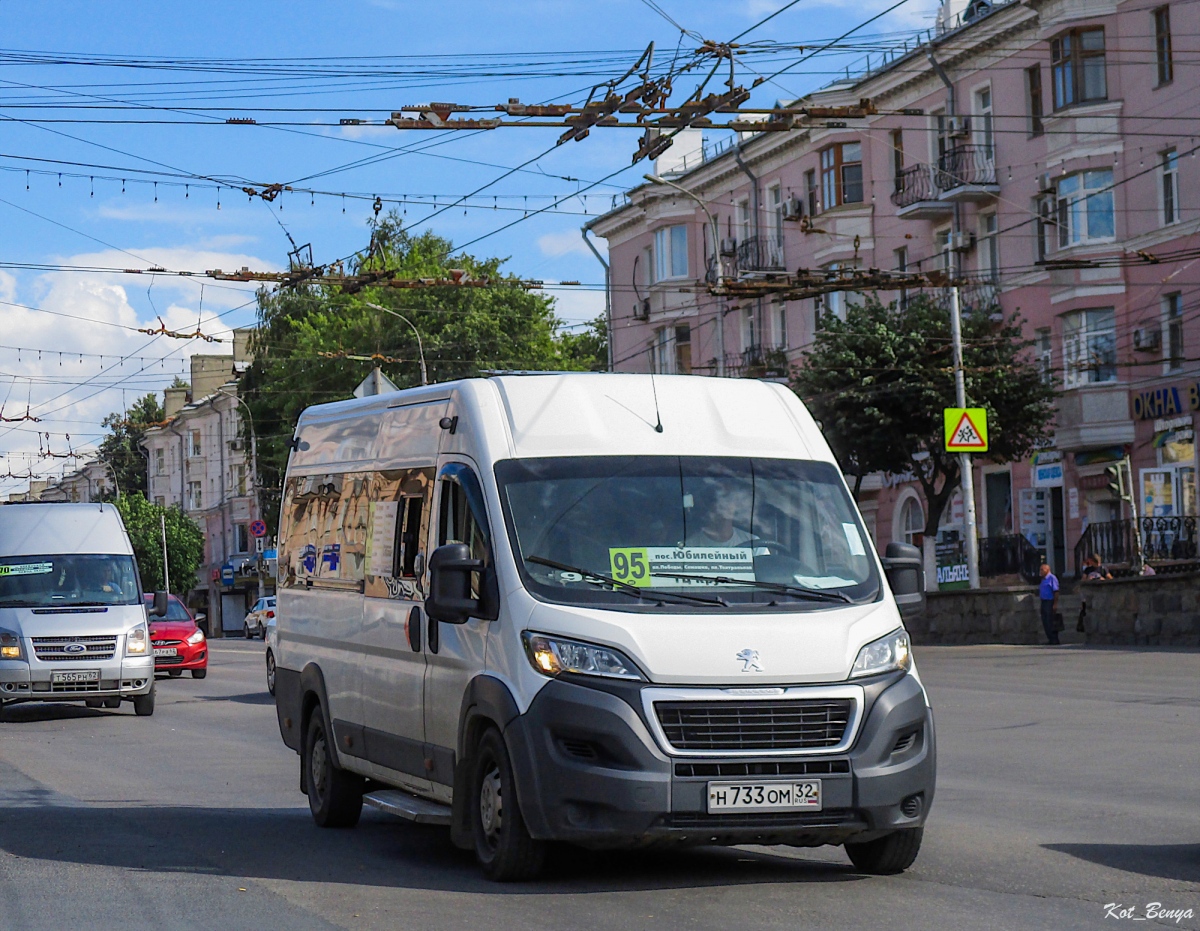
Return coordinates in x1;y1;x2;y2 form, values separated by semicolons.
273;373;933;880
0;503;160;715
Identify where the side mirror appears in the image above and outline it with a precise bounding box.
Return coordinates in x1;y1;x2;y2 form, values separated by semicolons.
425;543;498;624
882;542;924;606
151;590;169;618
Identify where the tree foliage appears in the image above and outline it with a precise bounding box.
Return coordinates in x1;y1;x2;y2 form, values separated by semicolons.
791;294;1056;536
115;493;205;595
99;393;165;497
239;214;607;523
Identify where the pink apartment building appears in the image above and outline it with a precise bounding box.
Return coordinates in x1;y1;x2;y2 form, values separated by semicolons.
586;0;1198;584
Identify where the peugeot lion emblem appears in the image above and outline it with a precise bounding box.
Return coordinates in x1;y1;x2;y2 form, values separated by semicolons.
63;643;87;654
736;649;763;673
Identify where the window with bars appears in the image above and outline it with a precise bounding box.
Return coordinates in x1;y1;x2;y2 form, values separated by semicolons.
1051;28;1106;109
1062;308;1116;388
1155;6;1173;86
819;142;863;209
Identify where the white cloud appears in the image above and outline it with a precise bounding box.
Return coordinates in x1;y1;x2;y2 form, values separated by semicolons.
546;285;605;325
537;229;597;259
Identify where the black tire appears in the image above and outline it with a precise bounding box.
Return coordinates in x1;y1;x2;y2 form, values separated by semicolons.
303;710;363;828
168;670;183;678
103;697;122;709
469;727;545;881
85;698;104;708
191;669;207;679
133;683;156;717
243;624;252;640
265;650;276;696
845;828;924;874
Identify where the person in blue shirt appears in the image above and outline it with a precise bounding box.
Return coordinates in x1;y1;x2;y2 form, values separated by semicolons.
1038;563;1060;645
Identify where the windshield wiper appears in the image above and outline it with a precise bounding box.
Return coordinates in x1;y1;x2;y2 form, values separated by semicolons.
525;555;728;607
648;571;854;604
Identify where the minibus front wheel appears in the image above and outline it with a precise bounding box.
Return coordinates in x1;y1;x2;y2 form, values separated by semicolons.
845;827;924;874
470;727;545;882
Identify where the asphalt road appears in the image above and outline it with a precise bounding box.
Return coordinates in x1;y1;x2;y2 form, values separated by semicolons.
0;640;1197;931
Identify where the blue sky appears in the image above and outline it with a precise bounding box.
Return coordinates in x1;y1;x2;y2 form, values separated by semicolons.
0;0;938;493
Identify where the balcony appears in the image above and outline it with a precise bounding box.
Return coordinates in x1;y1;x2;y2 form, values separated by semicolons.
891;165;953;219
735;235;785;275
724;345;790;379
936;145;999;202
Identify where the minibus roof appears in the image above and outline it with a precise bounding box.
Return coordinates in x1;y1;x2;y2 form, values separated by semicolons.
0;503;134;557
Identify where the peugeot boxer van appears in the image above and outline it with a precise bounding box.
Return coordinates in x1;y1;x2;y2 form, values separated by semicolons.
0;503;161;715
272;373;933;880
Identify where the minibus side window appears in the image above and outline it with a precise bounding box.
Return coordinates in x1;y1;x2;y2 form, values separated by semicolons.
394;496;424;578
439;480;489;564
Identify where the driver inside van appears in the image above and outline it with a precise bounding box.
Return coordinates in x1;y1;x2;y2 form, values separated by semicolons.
684;481;754;548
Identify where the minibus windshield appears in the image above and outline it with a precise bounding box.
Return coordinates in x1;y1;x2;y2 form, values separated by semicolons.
495;456;880;609
0;555;141;607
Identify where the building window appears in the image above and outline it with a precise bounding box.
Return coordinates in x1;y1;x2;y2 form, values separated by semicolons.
899;497;924;547
154;496;165;508
1165;293;1183;371
978;212;999;279
891;129;904;191
190;430;202;457
741;307;757;351
651;327;670;373
1037;328;1053;384
804;169;818;216
1155;6;1173;86
1051;27;1106;110
187;481;202;510
819;142;863;209
234;523;249;554
1161;149;1179;225
154;447;165;476
772;305;787;350
767;183;784;266
895;246;909;308
736;198;751;242
1056;170;1115;246
974;86;994;156
232;463;246;496
1062;308;1117;387
675;324;692;373
1027;65;1044;136
653;225;688;281
1035;196;1055;261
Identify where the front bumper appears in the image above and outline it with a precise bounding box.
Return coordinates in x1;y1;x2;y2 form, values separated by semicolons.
0;655;155;703
504;671;935;849
152;641;207;672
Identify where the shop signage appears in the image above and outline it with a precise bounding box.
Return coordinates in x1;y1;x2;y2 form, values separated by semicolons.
1131;382;1200;420
1031;450;1063;488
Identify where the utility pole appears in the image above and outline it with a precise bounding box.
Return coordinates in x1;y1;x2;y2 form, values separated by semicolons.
643;173;725;376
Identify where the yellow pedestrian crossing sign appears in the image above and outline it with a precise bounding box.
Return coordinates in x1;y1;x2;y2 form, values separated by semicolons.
944;408;988;452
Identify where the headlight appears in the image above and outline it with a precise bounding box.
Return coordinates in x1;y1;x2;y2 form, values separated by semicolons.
850;628;911;678
0;629;22;660
126;624;149;655
522;632;644;681
187;629;205;645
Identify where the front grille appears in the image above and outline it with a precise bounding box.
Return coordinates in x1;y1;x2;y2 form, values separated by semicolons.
152;639;183;647
659;808;859;830
32;635;118;662
50;679;103;693
655;699;852;752
674;759;850;778
155;655;185;665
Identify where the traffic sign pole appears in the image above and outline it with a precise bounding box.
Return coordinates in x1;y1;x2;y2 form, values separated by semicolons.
949;284;981;590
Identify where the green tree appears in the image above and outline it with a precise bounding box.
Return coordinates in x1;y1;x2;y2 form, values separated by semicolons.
791;294;1055;566
115;493;205;595
98;392;165;497
239;214;607;524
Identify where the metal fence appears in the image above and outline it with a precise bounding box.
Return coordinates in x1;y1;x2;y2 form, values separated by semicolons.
936;144;997;191
978;534;1043;583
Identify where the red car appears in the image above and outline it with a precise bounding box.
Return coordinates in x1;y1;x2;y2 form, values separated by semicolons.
143;594;208;679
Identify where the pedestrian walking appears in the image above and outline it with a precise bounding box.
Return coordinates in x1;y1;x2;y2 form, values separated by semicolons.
1038;563;1060;645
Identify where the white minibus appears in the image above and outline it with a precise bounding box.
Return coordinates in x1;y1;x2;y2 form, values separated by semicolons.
272;373;933;880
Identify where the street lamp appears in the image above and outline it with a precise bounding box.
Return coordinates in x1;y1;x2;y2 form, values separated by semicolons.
643;173;726;377
364;301;429;386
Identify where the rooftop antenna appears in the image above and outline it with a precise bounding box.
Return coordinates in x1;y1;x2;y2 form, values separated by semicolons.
649;364;664;433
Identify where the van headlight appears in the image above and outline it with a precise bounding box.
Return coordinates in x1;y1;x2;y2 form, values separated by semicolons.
522;632;644;681
0;629;22;660
850;628;911;678
126;624;149;655
187;629;205;645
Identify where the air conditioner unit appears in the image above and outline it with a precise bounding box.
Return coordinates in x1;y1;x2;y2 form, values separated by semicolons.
228;438;244;451
948;116;971;139
783;196;804;221
634;298;650;320
948;231;976;252
1133;327;1161;351
719;237;738;256
1037;172;1055;194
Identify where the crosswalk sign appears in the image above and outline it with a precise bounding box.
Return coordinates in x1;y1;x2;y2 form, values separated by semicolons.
944;408;989;452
